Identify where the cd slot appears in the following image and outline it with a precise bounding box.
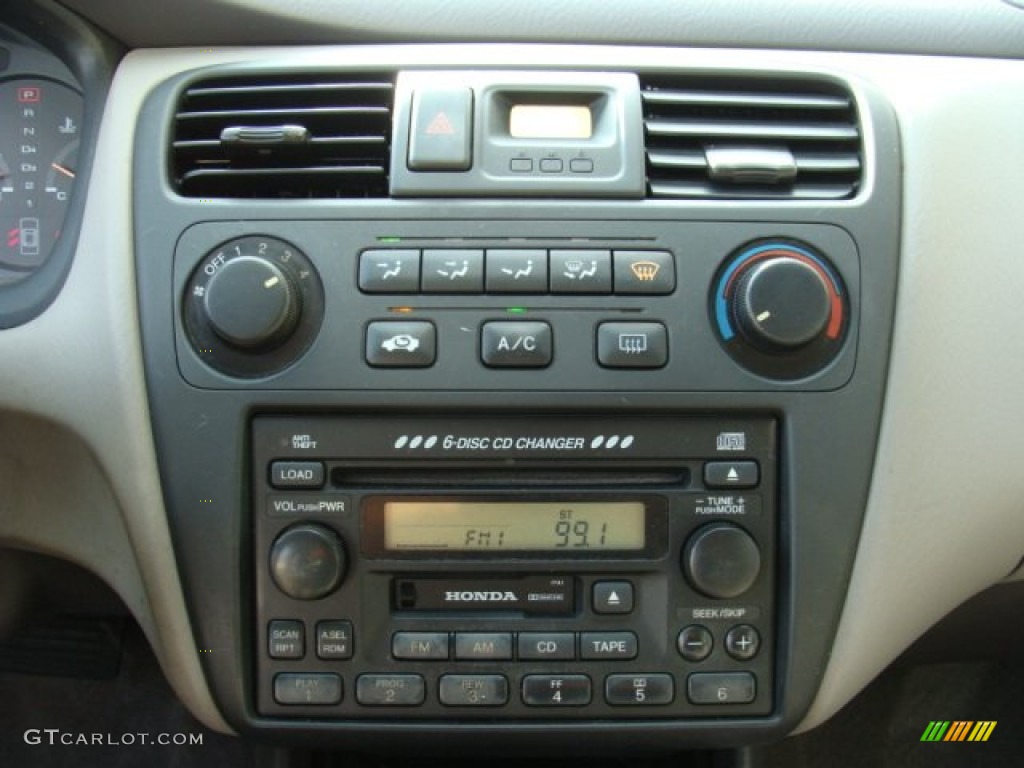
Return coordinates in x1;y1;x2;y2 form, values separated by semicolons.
330;465;690;488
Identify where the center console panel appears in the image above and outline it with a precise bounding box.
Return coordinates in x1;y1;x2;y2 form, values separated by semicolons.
132;54;900;752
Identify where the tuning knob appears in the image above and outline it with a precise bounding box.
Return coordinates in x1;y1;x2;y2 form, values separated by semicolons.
203;255;300;350
682;523;761;599
270;523;347;600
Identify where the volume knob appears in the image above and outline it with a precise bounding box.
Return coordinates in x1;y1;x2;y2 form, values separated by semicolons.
203;255;300;350
270;524;346;600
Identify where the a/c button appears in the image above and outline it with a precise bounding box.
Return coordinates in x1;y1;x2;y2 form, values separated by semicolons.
517;632;576;660
481;321;552;368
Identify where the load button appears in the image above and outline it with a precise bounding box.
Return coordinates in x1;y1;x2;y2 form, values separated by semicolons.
270;461;324;489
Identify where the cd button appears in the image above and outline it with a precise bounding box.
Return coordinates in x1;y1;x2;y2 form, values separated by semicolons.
517;632;576;660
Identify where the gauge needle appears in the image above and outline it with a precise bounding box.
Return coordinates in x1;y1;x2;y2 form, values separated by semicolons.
51;162;76;179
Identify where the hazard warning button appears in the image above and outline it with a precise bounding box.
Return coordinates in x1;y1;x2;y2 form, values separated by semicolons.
408;87;473;171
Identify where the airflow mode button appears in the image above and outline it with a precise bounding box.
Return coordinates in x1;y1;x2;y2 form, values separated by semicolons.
614;251;675;295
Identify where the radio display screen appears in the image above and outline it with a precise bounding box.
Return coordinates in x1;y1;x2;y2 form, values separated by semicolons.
382;500;645;552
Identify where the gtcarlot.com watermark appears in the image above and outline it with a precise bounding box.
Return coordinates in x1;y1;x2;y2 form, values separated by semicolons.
24;729;203;747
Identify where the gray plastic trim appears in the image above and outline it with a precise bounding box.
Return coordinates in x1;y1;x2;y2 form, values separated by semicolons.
2;41;1024;741
57;0;1024;60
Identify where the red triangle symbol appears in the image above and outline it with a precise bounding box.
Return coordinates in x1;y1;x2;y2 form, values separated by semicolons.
425;111;456;135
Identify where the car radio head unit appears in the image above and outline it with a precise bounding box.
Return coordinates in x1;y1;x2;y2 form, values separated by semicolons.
253;413;776;720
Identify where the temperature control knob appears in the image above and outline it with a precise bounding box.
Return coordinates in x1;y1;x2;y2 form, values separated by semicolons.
733;256;831;352
269;523;346;600
711;240;847;379
683;523;761;600
183;235;324;378
203;255;299;349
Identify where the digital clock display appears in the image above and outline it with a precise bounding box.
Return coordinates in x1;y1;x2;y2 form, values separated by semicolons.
383;501;646;552
508;104;593;140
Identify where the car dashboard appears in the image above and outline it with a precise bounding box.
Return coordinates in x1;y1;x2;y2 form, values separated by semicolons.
1;0;1024;764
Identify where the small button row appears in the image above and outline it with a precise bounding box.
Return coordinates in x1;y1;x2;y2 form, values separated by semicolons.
677;624;761;662
268;619;352;660
366;320;668;370
273;671;755;707
393;630;638;662
359;249;675;296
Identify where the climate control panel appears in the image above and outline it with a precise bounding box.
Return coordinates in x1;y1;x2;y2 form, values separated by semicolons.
174;220;858;389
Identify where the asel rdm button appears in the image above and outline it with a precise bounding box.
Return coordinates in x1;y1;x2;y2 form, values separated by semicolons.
270;461;324;489
316;620;353;660
481;321;552;368
273;673;342;705
356;674;426;706
439;674;508;706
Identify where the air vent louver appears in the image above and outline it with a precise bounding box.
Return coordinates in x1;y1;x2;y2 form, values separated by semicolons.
641;76;862;200
172;73;394;198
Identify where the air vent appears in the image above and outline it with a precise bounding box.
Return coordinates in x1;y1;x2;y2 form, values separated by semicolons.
172;73;394;198
641;76;862;200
